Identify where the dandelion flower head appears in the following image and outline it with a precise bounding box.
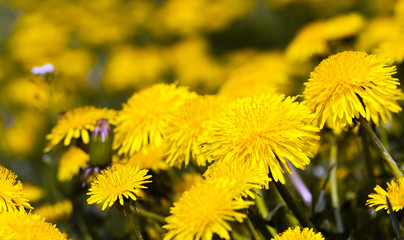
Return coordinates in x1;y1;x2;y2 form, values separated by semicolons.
57;146;90;182
45;106;116;152
165;95;227;167
155;0;254;35
198;94;320;184
102;45;166;93
303;51;403;130
375;34;404;64
2;110;45;157
21;183;45;203
5;78;51;111
219;52;292;98
0;210;67;240
271;226;325;240
163;38;225;91
34;199;73;223
285;21;328;62
204;161;271;199
366;178;404;213
163;178;253;240
322;12;364;40
87;166;152;210
113;83;196;157
115;145;169;172
356;17;400;52
0;165;32;212
172;173;204;199
286;13;364;62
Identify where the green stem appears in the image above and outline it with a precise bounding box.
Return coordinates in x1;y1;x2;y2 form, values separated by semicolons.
129;211;143;240
379;123;390;152
360;127;376;187
127;204;144;240
272;180;315;230
271;185;299;226
329;137;344;233
244;211;262;240
138;208;166;223
359;118;404;179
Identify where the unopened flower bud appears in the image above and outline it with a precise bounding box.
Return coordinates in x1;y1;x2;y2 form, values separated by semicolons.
89;119;112;167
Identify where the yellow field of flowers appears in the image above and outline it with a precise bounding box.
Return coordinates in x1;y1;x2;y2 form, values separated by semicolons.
1;0;404;239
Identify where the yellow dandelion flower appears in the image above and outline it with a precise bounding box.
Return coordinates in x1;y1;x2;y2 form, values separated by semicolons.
2;110;46;157
172;173;204;200
303;51;403;129
21;183;45;203
356;17;400;52
113;83;196;157
322;12;364;40
155;0;254;35
198;94;320;184
271;226;324;240
45;106;116;152
375;34;404;64
4;77;49;111
224;48;260;68
0;165;32;212
102;45;165;93
9;14;69;69
285;21;328;62
163;38;225;91
395;0;404;27
286;13;364;62
34;199;73;223
0;210;67;240
165;95;227;167
57;146;90;182
204;160;271;198
163;179;254;240
366;178;404;213
87;166;152;210
220;51;292;98
115;145;168;172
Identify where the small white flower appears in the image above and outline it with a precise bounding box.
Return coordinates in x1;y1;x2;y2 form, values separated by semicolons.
31;63;55;77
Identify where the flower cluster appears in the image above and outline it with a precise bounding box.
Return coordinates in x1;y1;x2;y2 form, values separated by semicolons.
3;0;404;239
0;165;67;238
